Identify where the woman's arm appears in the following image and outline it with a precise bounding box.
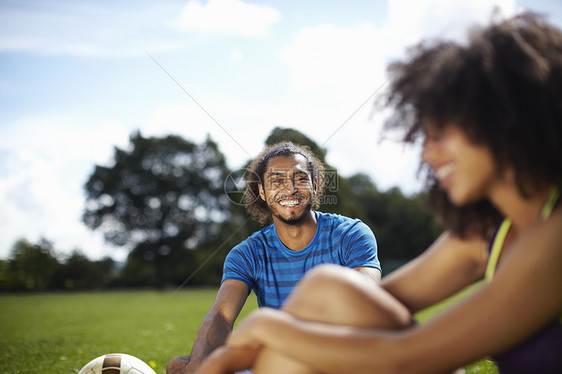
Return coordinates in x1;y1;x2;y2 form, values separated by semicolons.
382;231;488;313
399;213;562;372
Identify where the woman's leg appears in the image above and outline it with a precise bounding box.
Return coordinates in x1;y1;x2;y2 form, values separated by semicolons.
253;264;413;374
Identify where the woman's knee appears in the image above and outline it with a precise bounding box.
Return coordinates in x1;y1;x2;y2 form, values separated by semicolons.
296;264;353;296
284;264;412;328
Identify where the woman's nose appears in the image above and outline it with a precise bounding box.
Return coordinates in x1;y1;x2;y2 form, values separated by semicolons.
421;139;435;164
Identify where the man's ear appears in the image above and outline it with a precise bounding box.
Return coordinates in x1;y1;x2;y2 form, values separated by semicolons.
258;182;266;201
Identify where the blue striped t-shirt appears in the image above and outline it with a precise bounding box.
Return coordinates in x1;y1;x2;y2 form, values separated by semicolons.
221;211;380;309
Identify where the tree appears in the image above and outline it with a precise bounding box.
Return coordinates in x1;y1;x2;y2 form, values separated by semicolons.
6;238;59;291
54;251;116;290
0;260;8;291
83;132;231;286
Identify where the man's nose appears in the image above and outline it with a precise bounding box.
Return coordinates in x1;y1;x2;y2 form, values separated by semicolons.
283;179;297;193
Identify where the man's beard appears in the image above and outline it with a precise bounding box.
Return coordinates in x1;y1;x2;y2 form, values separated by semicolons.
272;200;313;226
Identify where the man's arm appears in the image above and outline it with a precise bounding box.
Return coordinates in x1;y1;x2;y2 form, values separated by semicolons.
167;280;250;374
354;266;381;283
343;220;382;283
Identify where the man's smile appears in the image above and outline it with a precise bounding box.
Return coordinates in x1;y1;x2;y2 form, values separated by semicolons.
277;196;304;207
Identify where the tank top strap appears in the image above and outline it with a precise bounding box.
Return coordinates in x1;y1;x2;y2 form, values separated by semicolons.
484;218;511;282
541;187;560;220
485;186;560;282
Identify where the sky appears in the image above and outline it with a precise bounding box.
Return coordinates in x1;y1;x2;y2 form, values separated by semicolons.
1;0;561;262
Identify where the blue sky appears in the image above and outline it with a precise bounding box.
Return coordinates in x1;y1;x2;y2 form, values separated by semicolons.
1;0;561;261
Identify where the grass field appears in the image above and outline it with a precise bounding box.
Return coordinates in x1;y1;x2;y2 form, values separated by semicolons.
0;289;497;374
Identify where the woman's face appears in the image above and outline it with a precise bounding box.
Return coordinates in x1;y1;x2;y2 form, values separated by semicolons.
422;124;499;206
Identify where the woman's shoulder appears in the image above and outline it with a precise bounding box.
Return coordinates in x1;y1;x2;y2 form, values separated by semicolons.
510;206;562;267
532;205;562;243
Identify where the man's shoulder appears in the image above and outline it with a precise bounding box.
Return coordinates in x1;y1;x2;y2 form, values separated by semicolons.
316;211;361;227
314;212;377;256
316;211;374;240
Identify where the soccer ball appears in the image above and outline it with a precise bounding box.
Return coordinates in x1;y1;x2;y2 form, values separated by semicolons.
78;353;157;374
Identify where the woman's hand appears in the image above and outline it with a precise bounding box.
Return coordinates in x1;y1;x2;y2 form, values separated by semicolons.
226;308;282;349
195;346;261;374
195;309;283;374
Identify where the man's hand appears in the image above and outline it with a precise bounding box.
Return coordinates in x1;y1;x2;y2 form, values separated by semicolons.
166;355;192;374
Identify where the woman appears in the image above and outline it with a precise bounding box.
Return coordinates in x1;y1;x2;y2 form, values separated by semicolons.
197;12;562;374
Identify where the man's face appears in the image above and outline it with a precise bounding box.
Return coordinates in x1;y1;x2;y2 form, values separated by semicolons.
258;154;316;225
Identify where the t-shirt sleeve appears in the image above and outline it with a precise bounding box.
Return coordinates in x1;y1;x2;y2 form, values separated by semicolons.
221;242;254;290
343;221;381;270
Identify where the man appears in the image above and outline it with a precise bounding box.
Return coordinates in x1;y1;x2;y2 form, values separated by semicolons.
167;141;381;374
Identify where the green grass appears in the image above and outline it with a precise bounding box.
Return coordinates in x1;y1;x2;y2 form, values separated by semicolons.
0;289;496;374
0;289;257;374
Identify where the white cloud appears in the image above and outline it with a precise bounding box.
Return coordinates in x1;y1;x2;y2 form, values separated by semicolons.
174;0;280;37
282;23;387;96
279;0;518;100
0;147;126;260
276;21;417;191
229;48;243;64
0;148;88;258
0;116;131;259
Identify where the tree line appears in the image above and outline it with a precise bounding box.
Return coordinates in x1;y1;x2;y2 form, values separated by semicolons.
0;127;442;291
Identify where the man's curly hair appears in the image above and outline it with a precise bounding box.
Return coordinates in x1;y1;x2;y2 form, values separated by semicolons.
380;12;562;238
245;142;325;224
